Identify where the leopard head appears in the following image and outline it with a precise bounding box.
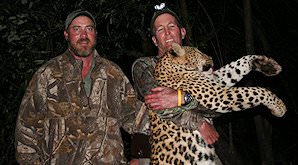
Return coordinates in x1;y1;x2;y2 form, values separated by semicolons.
154;43;214;87
170;43;214;72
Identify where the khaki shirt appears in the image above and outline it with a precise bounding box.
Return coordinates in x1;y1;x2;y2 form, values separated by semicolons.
15;49;142;164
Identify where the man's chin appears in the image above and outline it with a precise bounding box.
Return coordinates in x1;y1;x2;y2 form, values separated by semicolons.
78;51;91;57
165;41;177;47
165;44;173;51
73;48;92;57
69;43;95;57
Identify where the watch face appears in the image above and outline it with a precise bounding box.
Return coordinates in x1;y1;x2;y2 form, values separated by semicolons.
184;92;193;104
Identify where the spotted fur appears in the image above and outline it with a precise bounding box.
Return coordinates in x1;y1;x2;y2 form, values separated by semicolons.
155;43;286;116
149;111;216;165
149;43;287;164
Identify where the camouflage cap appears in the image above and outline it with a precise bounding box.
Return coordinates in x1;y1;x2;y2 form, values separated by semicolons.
65;9;96;30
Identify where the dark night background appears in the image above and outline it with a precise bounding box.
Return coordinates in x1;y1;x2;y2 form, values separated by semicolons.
1;0;298;164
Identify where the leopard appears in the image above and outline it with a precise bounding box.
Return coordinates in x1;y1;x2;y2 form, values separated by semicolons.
148;42;287;164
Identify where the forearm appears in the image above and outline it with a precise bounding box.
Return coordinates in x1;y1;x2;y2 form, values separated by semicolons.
15;100;42;164
15;72;48;164
118;75;145;134
163;106;206;131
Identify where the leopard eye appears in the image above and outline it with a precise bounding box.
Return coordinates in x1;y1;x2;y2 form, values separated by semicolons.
203;64;212;71
169;49;178;57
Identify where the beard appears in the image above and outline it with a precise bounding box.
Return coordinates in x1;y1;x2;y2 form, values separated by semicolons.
68;39;96;57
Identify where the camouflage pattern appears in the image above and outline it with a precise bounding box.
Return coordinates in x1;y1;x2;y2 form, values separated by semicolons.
15;49;142;165
131;56;210;132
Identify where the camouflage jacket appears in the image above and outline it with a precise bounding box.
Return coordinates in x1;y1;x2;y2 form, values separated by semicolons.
15;49;142;165
131;56;213;133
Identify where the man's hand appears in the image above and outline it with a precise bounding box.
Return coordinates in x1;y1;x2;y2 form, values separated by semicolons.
145;86;219;144
199;121;219;144
129;159;139;165
145;86;183;110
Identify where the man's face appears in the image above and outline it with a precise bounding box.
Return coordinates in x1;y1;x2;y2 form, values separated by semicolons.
64;16;97;57
152;13;186;56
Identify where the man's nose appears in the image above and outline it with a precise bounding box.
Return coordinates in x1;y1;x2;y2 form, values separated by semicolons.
80;29;88;38
164;28;170;35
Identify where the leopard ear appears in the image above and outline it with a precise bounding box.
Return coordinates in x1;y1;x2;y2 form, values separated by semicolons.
172;43;185;56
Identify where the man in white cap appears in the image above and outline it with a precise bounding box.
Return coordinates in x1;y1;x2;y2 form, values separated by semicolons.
131;3;222;164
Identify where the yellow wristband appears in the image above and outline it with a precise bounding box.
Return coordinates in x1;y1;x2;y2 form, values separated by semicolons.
177;89;182;107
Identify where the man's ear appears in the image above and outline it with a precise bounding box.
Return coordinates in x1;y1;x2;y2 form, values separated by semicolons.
152;36;158;46
64;30;69;41
181;27;186;39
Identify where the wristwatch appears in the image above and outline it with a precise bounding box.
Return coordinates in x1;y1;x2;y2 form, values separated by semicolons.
183;92;193;105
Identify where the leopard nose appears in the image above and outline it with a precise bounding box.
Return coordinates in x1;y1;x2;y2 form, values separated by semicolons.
203;64;212;71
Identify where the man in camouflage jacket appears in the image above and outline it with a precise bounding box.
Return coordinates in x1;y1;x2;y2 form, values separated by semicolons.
15;10;142;165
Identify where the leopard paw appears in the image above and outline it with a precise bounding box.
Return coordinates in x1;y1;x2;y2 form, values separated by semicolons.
253;55;282;76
